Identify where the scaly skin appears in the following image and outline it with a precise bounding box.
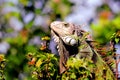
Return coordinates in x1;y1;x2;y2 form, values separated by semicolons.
50;21;116;79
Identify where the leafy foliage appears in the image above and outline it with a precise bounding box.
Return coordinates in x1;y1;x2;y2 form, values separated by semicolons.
0;54;6;80
91;12;120;44
63;57;95;80
26;52;96;80
26;52;59;80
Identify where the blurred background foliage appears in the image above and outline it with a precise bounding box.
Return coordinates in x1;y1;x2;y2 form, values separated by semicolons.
0;0;120;80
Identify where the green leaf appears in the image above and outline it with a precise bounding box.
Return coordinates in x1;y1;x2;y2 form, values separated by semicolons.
19;0;29;6
70;73;76;79
25;21;34;29
36;59;42;67
83;78;89;80
115;38;119;43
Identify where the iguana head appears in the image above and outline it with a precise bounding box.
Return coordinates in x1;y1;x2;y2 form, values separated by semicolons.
50;21;81;46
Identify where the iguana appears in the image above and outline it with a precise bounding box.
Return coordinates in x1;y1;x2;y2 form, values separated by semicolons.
50;21;116;80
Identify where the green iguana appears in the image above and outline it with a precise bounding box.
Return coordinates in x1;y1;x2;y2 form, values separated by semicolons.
50;21;116;80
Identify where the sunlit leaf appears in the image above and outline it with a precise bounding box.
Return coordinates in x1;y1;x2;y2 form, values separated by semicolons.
0;54;5;62
35;59;42;67
19;0;29;6
70;73;76;79
115;38;119;43
41;36;50;41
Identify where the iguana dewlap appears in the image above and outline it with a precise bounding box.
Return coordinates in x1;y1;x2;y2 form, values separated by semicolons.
50;21;116;80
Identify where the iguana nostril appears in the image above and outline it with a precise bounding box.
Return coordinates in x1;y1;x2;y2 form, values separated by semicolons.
50;21;60;28
52;21;61;24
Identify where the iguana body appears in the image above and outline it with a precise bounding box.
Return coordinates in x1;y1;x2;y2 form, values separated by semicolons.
50;21;116;80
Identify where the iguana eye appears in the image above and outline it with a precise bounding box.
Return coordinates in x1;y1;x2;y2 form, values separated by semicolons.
72;30;75;34
64;23;69;27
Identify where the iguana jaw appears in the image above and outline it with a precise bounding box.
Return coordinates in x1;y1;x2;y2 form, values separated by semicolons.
50;21;78;46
